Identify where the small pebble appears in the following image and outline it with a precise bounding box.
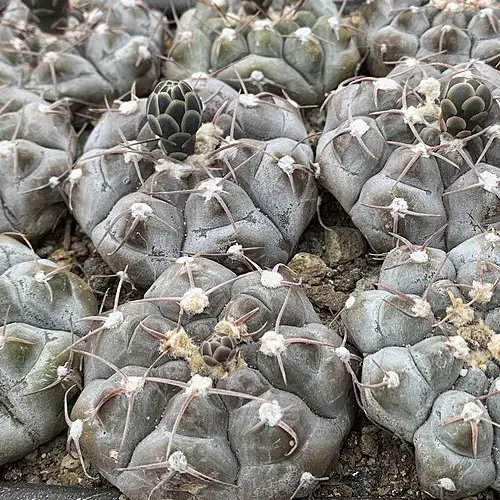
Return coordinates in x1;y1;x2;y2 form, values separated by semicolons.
323;226;366;265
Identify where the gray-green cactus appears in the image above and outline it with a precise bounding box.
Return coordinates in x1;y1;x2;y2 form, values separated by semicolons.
0;0;164;103
316;59;500;255
68;78;317;288
0;86;77;240
165;0;360;105
341;229;500;498
71;256;357;500
353;0;500;77
0;234;98;466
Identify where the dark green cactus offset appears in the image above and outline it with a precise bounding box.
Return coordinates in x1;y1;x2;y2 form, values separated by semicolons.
200;336;238;367
146;80;203;161
441;77;492;138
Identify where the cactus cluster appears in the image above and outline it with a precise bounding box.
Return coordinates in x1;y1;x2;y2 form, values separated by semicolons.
341;229;500;498
353;0;500;77
70;256;357;500
317;59;500;254
165;0;360;105
1;0;500;498
70;77;317;288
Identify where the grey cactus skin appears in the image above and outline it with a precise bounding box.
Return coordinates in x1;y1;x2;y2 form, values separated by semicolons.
354;0;500;77
0;88;77;240
71;257;356;500
165;0;359;105
0;0;164;103
414;391;496;500
0;235;98;466
73;81;317;288
341;230;500;498
317;59;500;255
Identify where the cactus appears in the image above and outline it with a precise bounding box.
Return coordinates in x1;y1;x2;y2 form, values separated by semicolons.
68;78;317;288
70;256;357;500
0;234;97;467
0;86;77;240
165;0;360;105
352;0;500;77
341;229;500;498
317;58;500;255
0;0;164;104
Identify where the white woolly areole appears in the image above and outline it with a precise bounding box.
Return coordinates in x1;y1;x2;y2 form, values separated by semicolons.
43;51;59;64
121;0;139;7
122;376;145;394
373;78;399;91
328;16;340;31
461;401;484;422
459;368;468;377
295;27;312;43
389;198;409;217
447;335;470;360
138;45;151;60
34;270;48;283
49;176;60;188
478;171;499;193
411;298;432;318
277;155;296;174
227;243;243;255
485;230;500;242
258;400;283;426
57;365;69;377
0;141;14;156
199;178;224;201
345;295;356;309
349;119;370;137
416;77;441;101
177;30;192;44
250;70;264;82
437;478;456;492
259;330;286;356
69;168;82;182
239;93;259;108
69;419;83;440
487;125;500;138
95;23;108;35
117;100;138;115
168;451;188;473
335;346;351;364
299;472;317;486
154;159;170;173
411;142;431;158
130;202;153;221
190;71;209;80
410;249;429;263
176;256;194;265
186;374;213;396
469;280;494;303
220;28;236;41
180;287;209;314
404;106;427;125
123;142;147;164
260;270;284;288
104;311;124;329
38;103;52;113
495;378;500;392
383;370;400;389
